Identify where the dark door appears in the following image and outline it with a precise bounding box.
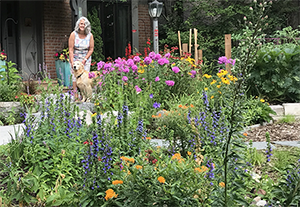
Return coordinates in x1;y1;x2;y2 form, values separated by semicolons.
1;1;19;65
88;1;132;60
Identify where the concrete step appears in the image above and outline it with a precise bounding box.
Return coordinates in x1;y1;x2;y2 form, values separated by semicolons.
270;104;300;120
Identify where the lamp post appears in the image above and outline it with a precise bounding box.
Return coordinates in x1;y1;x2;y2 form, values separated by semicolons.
148;0;163;54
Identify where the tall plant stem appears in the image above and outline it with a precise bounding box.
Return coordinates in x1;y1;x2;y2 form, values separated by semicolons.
224;19;262;206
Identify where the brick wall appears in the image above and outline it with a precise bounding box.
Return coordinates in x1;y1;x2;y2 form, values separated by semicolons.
138;2;152;54
43;0;72;79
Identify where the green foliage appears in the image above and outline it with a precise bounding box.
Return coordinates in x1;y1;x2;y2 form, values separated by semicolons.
271;161;300;206
246;140;266;166
242;96;276;125
0;82;20;102
0;107;24;126
88;6;104;70
277;115;296;124
109;150;212;206
0;61;22;102
160;0;298;61
247;43;300;103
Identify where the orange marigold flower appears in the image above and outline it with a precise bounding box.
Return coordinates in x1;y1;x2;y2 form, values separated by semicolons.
172;153;181;160
243;132;248;137
146;137;151;140
187;151;192;156
201;165;209;172
178;104;183;108
190;104;194;108
157;176;165;184
195;167;201;173
136;165;143;169
195;166;209;173
182;106;188;109
105;189;118;200
219;182;225;187
152;115;155;118
112;180;123;185
158;113;162;117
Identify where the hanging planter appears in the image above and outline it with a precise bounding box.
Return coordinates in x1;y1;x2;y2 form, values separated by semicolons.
54;48;71;87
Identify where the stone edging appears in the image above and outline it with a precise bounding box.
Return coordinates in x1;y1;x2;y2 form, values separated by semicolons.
270;103;300;120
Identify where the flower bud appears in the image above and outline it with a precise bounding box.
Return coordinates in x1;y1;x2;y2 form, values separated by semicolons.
269;1;272;5
259;3;263;7
265;15;268;19
244;16;247;21
249;7;253;10
253;0;257;2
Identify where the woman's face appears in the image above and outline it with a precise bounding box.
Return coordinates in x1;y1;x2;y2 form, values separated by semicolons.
79;19;85;31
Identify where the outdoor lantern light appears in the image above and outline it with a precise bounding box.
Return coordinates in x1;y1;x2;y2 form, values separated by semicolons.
148;0;163;54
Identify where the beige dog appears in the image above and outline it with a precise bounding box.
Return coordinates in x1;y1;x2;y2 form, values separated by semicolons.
73;61;97;102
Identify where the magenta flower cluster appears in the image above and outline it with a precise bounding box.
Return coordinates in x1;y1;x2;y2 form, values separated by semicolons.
218;56;236;66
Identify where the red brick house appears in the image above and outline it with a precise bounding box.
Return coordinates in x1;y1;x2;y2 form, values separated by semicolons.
0;0;153;80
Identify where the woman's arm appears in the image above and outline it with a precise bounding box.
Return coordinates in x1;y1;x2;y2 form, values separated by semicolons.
68;32;75;67
83;33;94;64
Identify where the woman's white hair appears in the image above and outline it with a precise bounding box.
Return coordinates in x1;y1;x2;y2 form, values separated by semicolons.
74;16;91;35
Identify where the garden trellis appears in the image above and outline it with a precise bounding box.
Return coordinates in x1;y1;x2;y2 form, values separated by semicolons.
178;30;232;70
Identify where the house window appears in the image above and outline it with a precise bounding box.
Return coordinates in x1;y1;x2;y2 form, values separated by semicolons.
88;1;132;60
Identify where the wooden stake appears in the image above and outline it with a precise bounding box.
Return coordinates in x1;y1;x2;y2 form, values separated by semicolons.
189;28;192;54
182;43;188;55
198;49;203;61
225;34;232;73
178;31;182;56
194;28;198;64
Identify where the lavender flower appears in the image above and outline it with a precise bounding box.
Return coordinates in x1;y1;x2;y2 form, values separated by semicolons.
153;102;161;109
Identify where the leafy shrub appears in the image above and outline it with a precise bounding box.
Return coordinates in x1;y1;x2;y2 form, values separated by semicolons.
247;43;300;103
242;96;276;125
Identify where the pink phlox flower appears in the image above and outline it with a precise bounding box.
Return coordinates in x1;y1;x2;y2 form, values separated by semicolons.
126;59;134;67
88;72;96;79
144;57;152;65
172;66;180;73
135;85;142;93
97;61;105;70
164;53;171;58
158;58;169;65
165;80;175;86
122;66;130;73
133;56;141;63
229;58;236;66
104;62;112;70
122;76;128;82
218;56;228;65
149;52;156;59
218;56;236;66
131;64;138;71
154;54;161;61
190;70;196;76
98;82;104;87
155;76;160;82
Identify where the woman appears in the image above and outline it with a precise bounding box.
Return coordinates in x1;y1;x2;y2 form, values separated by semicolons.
68;16;94;97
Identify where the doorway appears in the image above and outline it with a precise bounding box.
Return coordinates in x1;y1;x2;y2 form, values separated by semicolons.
88;1;132;60
0;1;19;65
